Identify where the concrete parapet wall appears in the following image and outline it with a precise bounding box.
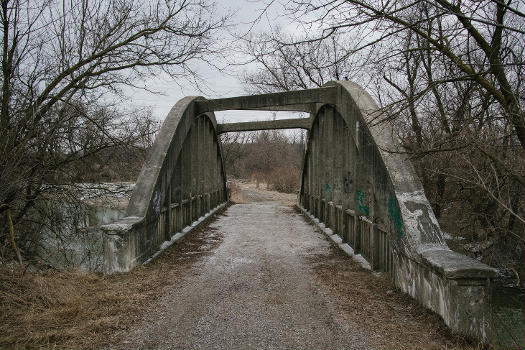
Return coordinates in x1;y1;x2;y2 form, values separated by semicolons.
103;202;227;274
103;216;144;273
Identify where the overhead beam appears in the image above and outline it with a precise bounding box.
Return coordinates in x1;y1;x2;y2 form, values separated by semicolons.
195;87;337;113
216;118;311;134
243;104;318;113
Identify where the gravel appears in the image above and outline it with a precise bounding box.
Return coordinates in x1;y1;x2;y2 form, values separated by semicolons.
111;202;371;349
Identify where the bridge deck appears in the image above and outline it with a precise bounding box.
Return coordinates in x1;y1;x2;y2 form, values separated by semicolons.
110;187;468;349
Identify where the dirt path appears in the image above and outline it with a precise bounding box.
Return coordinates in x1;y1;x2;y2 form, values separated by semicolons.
110;195;469;349
229;181;297;205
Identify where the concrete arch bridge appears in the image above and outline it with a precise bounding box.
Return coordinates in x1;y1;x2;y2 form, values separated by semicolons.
101;81;495;341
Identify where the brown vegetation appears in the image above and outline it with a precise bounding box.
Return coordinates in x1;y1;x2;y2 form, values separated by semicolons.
221;128;305;194
269;166;301;193
228;180;297;205
0;206;227;349
306;240;475;350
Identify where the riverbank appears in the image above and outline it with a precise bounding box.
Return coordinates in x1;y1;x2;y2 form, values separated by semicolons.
0;206;227;349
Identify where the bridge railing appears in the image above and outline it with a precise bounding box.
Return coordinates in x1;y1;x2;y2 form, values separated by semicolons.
302;195;394;274
165;189;224;241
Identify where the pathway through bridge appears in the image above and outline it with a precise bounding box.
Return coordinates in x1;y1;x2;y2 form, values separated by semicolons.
111;184;468;349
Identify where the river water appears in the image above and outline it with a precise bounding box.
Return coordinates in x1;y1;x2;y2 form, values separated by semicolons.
490;286;525;348
37;183;131;272
38;203;127;272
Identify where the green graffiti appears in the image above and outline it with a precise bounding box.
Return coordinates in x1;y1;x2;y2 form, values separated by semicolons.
325;182;333;201
355;189;369;216
388;196;403;237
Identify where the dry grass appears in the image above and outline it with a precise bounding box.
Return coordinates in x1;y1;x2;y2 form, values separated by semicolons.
0;205;228;349
306;243;479;350
268;166;300;193
0;201;482;349
229;180;297;206
228;181;246;204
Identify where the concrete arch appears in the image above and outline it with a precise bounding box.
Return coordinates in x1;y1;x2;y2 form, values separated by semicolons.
306;81;447;259
102;96;228;274
298;81;495;340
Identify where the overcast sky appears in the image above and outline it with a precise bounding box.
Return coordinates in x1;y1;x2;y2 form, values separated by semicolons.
122;0;307;123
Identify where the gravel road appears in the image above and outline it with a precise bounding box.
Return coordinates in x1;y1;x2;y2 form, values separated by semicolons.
111;202;372;349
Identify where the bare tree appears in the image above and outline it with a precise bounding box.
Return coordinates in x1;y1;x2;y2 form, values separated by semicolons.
220;131;254;179
281;0;525;149
0;0;228;263
221;126;304;192
242;29;366;93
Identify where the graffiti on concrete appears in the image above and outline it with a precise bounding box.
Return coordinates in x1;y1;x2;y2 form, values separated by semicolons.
388;196;403;237
355;189;369;216
325;182;333;201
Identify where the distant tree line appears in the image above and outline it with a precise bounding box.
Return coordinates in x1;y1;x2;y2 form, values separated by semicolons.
221;128;305;193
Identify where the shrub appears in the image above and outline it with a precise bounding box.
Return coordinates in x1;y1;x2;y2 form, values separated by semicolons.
268;166;300;193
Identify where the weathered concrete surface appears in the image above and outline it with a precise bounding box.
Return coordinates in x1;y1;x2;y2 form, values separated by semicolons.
111;202;370;349
194;87;336;113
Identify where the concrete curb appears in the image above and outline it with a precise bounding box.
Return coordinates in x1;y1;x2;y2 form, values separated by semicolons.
143;202;227;265
297;204;372;271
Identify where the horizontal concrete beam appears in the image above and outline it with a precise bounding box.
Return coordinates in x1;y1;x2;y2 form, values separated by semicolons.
244;104;318;113
195;87;337;113
216;118;312;134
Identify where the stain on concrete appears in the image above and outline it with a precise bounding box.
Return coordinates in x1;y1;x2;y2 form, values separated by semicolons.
355;189;369;216
325;182;333;201
343;172;353;193
387;196;403;237
153;191;161;216
404;201;442;244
